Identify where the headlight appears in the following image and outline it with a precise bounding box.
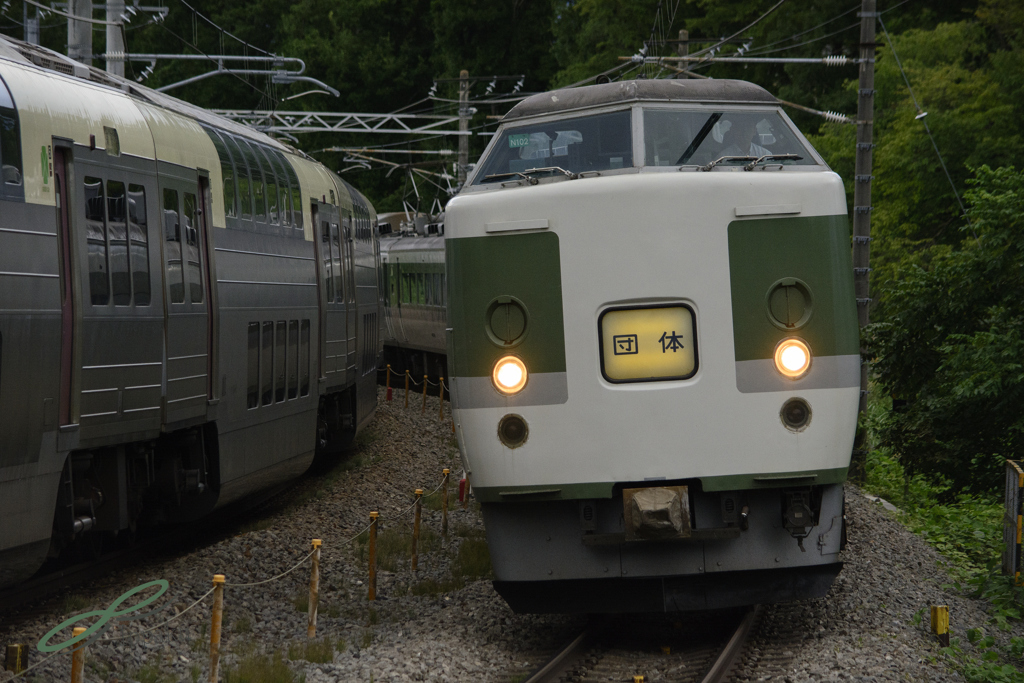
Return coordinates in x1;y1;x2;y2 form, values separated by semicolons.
773;338;811;379
492;356;528;394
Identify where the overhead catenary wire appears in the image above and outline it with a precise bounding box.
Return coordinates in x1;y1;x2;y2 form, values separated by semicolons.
687;0;787;61
742;2;859;55
877;14;975;237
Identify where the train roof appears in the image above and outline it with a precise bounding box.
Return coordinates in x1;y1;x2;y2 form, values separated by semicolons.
0;34;302;159
504;79;777;121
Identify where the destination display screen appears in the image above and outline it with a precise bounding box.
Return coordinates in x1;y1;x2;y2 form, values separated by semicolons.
599;304;698;383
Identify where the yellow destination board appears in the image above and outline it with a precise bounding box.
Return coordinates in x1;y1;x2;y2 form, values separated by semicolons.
599;305;697;382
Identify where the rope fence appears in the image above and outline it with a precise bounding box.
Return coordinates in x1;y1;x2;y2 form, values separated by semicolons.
5;467;458;683
382;365;451;422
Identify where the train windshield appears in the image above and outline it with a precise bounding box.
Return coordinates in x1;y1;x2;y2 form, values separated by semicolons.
474;109;632;184
643;109;815;168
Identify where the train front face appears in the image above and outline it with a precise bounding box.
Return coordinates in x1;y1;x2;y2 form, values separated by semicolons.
445;81;859;614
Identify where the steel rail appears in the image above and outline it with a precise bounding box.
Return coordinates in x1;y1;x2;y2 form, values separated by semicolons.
700;605;762;683
521;624;598;683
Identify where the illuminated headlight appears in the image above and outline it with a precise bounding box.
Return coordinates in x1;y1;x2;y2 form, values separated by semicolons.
492;356;528;394
773;338;811;379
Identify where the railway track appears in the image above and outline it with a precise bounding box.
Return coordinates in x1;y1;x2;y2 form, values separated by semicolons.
518;605;764;683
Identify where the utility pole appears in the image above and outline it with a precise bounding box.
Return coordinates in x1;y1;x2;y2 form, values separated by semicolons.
106;0;125;76
853;0;877;455
23;3;39;45
676;29;688;78
67;0;93;65
457;69;470;188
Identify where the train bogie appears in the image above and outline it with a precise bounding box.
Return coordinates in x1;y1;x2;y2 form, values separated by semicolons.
446;80;858;613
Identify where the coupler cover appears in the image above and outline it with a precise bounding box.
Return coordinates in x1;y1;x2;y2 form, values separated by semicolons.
623;486;691;541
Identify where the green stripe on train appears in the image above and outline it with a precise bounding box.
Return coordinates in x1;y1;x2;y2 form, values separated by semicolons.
728;215;859;362
446;232;566;377
473;467;849;502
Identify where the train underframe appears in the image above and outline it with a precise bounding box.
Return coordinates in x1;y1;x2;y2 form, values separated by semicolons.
484;482;847;613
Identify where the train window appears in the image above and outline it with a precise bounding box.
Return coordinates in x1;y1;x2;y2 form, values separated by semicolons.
206;129;237;219
224;136;252;220
128;184;151;306
418;273;426;305
424;273;432;306
299;319;310;397
184;193;203;303
643;109;816;168
261;321;273;406
241;141;267;222
288;320;298;400
475;109;632;183
268;150;292;227
0;74;22;194
330;223;343;302
163;189;185;304
246;322;259;409
400;271;410;304
84;177;109;305
275;320;286;403
106;180;130;306
258;147;279;224
291;187;303;229
321;221;333;301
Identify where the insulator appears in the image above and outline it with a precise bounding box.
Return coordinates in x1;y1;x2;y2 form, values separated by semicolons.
822;110;850;124
823;55;848;67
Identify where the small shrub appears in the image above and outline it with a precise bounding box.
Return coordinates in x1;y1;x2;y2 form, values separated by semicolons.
451;538;492;579
234;617;252;634
223;651;295;683
292;593;309;613
133;664;171;683
287;638;334;664
62;593;89;614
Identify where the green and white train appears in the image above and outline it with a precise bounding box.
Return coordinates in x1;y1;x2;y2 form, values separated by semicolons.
445;79;859;613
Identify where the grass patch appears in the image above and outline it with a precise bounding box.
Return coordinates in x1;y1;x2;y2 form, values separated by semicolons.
287;638;335;663
354;527;440;568
223;651;296;683
61;593;90;614
234;617;252;634
132;663;173;683
292;592;309;613
864;449;1002;582
451;537;492;580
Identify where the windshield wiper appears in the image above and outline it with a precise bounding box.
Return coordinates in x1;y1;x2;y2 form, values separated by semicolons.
700;155;758;172
483;166;580;185
744;154;803;171
483;171;536;184
676;112;722;165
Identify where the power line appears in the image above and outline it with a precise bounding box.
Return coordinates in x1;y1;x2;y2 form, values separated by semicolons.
687;0;788;60
744;21;859;57
743;2;859;55
174;0;273;57
877;14;974;236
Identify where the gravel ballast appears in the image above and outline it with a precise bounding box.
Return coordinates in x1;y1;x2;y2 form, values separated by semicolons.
1;388;1020;682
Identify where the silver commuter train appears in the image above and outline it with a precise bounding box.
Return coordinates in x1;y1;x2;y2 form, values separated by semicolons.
445;79;859;612
378;222;447;381
0;35;381;587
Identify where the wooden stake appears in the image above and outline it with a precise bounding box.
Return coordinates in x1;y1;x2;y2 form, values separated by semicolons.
422;374;428;412
368;512;379;601
70;627;86;683
442;469;450;540
404;371;409;408
385;364;392;401
438;377;444;420
308;539;322;638
412;489;423;571
209;574;225;683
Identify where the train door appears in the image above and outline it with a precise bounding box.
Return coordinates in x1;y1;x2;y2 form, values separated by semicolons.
53;146;75;426
313;201;347;387
341;210;357;383
72;148;163;440
157;163;211;425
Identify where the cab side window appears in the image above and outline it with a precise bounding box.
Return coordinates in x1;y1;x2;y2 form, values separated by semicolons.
0;75;23;200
